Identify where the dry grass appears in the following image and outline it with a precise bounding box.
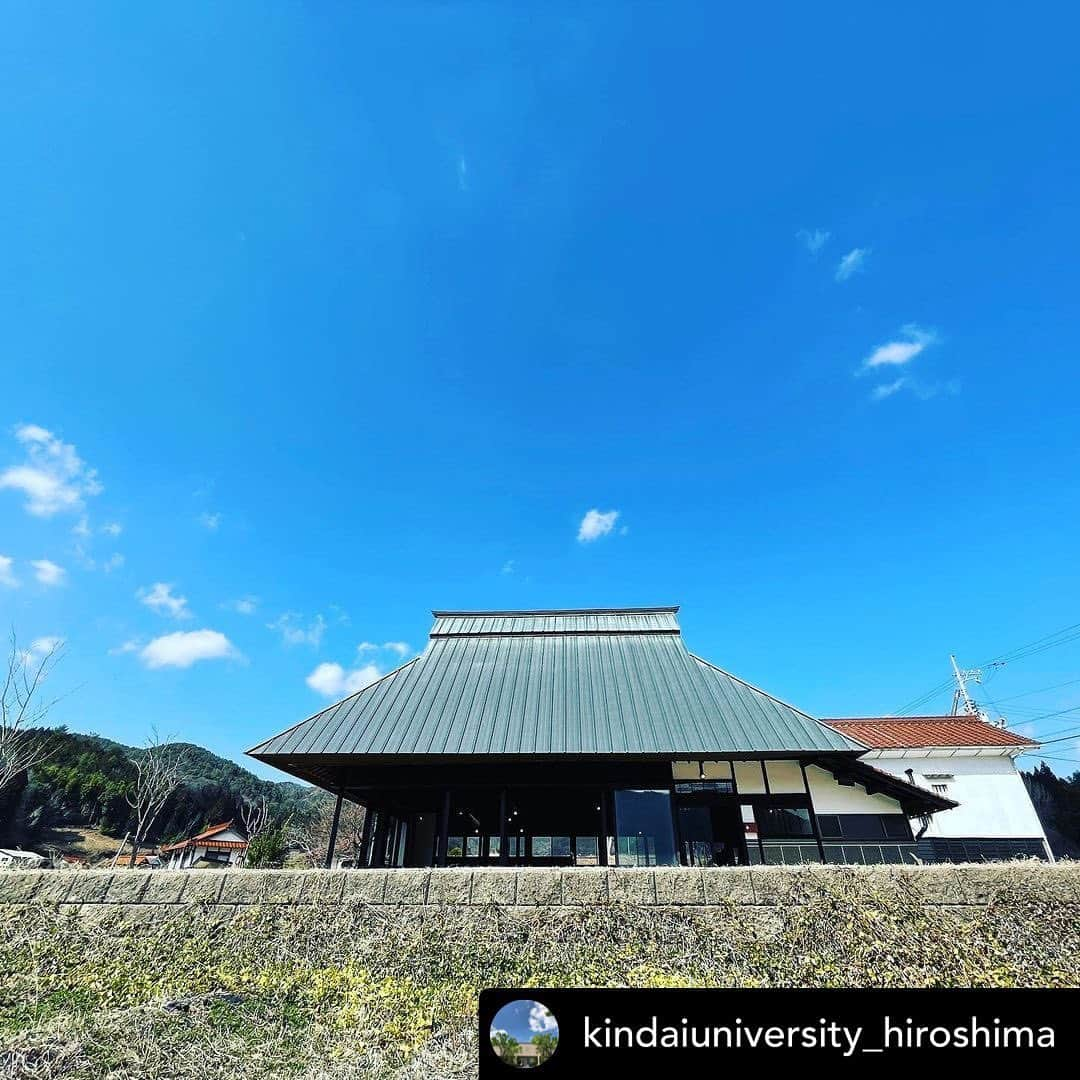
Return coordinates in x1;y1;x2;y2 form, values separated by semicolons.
1;866;1077;1079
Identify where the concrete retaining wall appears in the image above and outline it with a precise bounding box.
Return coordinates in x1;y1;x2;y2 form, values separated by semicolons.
2;863;1078;912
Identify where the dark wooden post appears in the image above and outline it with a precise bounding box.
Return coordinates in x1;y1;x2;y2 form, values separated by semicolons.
358;803;374;868
498;788;509;866
370;810;389;868
324;791;343;869
438;789;451;867
801;761;827;863
599;789;610;867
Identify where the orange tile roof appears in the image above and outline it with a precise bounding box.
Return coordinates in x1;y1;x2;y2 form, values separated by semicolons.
822;715;1038;749
160;821;247;853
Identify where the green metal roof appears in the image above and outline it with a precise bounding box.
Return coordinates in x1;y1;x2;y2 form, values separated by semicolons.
248;607;855;760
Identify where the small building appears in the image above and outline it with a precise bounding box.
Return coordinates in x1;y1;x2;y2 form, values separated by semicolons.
112;851;162;869
249;607;952;868
822;715;1052;862
506;1043;542;1068
0;848;48;870
160;822;248;869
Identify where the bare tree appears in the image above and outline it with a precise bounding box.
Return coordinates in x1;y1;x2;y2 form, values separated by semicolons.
122;732;189;868
0;632;63;792
239;794;270;865
289;795;367;867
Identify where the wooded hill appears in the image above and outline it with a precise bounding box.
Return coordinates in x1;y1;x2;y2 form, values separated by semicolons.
0;727;324;853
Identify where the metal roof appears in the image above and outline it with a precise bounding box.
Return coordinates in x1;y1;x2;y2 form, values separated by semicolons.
822;716;1039;749
249;607;854;760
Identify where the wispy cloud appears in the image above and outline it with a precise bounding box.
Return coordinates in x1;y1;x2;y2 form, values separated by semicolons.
31;559;66;587
500;559;515;575
138;582;192;620
101;522;122;537
861;324;938;371
835;246;870;281
0;555;17;588
268;612;326;648
102;553;125;573
871;378;908;401
356;640;411;659
577;508;620;543
199;512;221;531
0;424;102;517
138;629;239;669
306;660;383;698
797;228;829;255
227;596;258;616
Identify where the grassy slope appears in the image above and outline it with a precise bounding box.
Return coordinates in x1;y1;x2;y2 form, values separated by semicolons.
1;870;1078;1079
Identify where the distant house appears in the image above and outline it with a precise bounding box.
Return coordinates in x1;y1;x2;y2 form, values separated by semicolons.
161;822;248;869
0;848;48;869
112;851;162;869
822;715;1052;862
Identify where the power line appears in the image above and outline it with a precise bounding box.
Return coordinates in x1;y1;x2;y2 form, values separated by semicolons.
893;616;1080;716
994;675;1080;705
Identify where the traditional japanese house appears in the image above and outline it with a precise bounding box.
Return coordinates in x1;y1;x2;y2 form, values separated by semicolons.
248;608;953;868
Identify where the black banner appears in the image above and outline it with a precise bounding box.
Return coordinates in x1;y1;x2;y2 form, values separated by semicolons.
479;988;1076;1076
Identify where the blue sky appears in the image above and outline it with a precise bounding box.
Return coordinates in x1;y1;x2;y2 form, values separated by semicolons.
490;999;558;1046
2;6;1079;780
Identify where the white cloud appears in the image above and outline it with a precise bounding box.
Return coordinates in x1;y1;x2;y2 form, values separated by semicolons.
501;559;515;575
0;555;17;588
861;324;938;371
229;596;258;615
306;661;383;698
0;424;102;517
835;247;870;281
529;1003;557;1033
109;639;141;656
871;378;908;401
30;635;63;655
31;559;66;587
577;508;620;543
356;640;410;659
73;516;91;538
268;613;326;648
797;228;829;254
103;553;125;572
101;522;123;537
139;629;239;669
138;582;192;620
199;512;221;531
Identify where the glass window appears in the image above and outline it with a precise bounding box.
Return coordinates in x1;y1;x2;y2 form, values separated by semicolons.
446;837;464;858
531;836;552;858
817;814;842;838
881;816;911;840
465;835;481;858
614;789;677;866
758;807;814;839
551;836;571;858
488;836;501;857
575;837;599;865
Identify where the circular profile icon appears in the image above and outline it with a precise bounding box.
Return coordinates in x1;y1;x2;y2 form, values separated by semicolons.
489;999;559;1069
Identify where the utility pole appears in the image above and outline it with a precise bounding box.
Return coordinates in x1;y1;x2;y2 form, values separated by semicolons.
949;654;992;722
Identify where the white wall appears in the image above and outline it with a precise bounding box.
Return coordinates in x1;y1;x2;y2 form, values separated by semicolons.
870;754;1048;839
805;765;905;814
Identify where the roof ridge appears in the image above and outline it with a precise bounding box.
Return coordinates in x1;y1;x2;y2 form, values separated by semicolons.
431;606;679;617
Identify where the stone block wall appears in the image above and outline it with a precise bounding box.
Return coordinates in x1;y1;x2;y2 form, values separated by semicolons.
1;863;1078;915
